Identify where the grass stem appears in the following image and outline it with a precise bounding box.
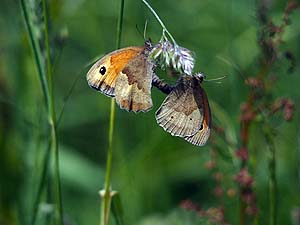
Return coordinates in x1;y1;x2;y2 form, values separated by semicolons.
31;141;51;225
41;1;63;224
141;0;177;45
20;0;62;224
265;130;277;225
19;0;49;108
100;0;124;225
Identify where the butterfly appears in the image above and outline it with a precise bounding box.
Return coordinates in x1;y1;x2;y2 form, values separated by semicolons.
155;73;212;146
87;42;155;112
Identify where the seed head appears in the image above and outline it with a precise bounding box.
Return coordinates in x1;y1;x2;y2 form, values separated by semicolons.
150;41;195;75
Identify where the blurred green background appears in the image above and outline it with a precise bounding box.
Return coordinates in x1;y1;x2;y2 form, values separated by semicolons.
0;0;300;225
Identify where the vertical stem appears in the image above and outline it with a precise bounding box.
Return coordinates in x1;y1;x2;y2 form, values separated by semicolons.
266;132;277;225
101;100;116;225
239;192;246;225
239;103;253;225
31;141;51;225
100;1;124;225
42;1;63;224
20;0;62;224
19;0;49;108
116;0;125;49
296;112;300;193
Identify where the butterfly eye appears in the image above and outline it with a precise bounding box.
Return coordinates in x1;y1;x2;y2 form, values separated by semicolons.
199;125;203;130
99;66;106;75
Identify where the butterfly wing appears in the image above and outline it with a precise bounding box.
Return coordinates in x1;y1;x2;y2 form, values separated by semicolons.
155;76;204;137
87;46;144;97
114;49;154;112
184;86;211;146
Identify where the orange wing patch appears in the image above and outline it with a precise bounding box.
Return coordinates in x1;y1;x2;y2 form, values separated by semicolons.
114;52;154;112
87;47;143;96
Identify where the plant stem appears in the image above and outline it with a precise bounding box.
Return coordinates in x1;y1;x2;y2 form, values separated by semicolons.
101;99;116;225
116;0;125;49
31;141;51;225
269;144;277;225
100;1;124;225
265;128;277;225
239;194;246;225
20;0;62;224
42;0;63;224
141;0;177;45
19;0;49;108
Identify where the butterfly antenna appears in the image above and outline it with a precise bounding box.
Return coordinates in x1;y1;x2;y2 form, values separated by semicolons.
204;75;227;82
216;55;246;80
203;75;227;84
135;24;145;41
143;19;148;40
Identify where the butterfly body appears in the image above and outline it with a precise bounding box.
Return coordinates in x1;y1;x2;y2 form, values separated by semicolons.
87;43;154;112
155;73;211;146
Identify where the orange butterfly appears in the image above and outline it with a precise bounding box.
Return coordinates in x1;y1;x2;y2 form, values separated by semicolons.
87;42;155;112
155;73;211;146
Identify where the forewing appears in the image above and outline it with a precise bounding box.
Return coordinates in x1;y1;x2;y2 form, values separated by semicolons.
86;47;143;97
184;86;212;146
114;50;154;112
155;76;204;137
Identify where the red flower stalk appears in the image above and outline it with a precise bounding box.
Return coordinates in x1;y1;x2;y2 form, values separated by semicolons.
235;148;249;161
234;169;254;188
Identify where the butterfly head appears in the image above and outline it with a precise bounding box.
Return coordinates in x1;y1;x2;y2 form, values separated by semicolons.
193;72;206;83
144;39;153;55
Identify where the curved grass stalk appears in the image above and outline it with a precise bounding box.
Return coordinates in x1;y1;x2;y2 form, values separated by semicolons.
264;125;277;225
100;1;125;225
41;0;63;224
20;4;66;220
141;0;177;45
20;0;63;224
19;0;49;108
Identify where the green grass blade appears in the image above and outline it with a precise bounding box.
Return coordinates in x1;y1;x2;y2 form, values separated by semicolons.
19;0;50;109
101;0;125;225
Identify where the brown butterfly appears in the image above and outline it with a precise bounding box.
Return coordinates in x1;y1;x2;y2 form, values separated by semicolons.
87;42;155;112
155;73;211;146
